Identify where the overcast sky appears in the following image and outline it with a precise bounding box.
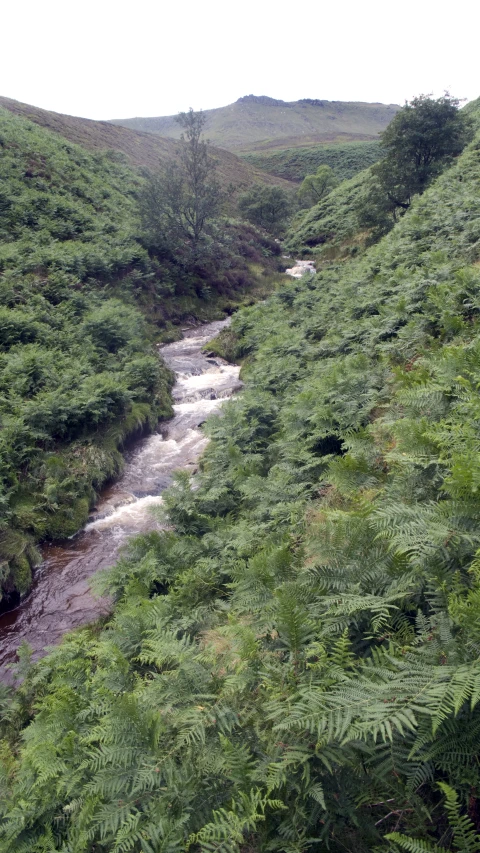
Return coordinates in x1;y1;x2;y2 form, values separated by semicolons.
2;0;479;120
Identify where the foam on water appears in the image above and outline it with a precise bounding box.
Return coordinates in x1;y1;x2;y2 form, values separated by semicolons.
0;318;242;680
173;364;242;402
86;495;165;533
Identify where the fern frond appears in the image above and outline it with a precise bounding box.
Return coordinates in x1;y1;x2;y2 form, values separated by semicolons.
384;831;442;853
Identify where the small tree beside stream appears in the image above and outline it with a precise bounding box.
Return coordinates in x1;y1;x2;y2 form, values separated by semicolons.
237;184;294;234
297;164;338;208
139;109;223;268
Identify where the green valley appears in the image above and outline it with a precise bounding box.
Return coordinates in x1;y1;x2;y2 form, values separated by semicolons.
242;139;383;184
2;92;480;853
0;105;282;607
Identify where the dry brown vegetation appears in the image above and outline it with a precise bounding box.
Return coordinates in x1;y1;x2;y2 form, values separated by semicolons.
0;96;295;192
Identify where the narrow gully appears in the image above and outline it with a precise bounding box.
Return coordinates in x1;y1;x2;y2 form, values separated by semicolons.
0;319;241;681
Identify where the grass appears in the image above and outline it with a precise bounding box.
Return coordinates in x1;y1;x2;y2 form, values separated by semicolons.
0;96;296;194
285;168;372;258
110;95;399;153
241;140;382;183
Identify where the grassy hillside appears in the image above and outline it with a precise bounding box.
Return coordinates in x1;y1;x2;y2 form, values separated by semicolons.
0;106;169;605
463;95;480;122
3;105;480;852
111;94;399;152
285;98;480;262
0;106;283;607
285;167;372;257
0;96;295;193
242;139;382;183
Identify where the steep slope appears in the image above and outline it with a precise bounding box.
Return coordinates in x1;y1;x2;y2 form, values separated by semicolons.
2;107;480;852
0;107;171;606
0;106;283;608
463;95;480;123
241;139;382;183
0;96;294;191
285;167;371;256
111;94;400;152
286;98;480;260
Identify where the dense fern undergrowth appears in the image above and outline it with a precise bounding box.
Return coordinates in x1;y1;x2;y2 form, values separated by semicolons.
2;117;480;852
287;99;480;263
0;108;280;604
242;140;382;184
284;167;370;259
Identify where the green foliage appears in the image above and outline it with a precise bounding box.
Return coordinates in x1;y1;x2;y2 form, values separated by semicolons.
463;96;480;130
237;185;294;233
359;94;473;233
243;139;383;183
297;165;338;208
0;108;146;278
139;109;223;266
0;108;174;600
285;168;371;257
386;783;480;852
3;101;480;853
287;94;473;259
288;96;473;258
0;108;283;602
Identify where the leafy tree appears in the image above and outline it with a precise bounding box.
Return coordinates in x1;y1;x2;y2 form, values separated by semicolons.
359;93;473;233
139;108;223;264
297;164;338;207
237;184;293;233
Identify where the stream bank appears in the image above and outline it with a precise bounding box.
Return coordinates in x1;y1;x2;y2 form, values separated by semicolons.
0;319;241;681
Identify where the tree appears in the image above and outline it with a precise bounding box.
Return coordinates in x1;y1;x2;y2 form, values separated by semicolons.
139;109;222;265
237;184;293;233
297;164;338;208
359;93;473;234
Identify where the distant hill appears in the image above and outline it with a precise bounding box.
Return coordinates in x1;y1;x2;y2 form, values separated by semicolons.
111;95;400;153
0;96;294;191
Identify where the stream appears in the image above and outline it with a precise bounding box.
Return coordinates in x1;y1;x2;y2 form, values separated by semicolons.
0;319;242;682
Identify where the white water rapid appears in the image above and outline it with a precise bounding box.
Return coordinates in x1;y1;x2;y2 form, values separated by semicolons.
0;319;241;679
